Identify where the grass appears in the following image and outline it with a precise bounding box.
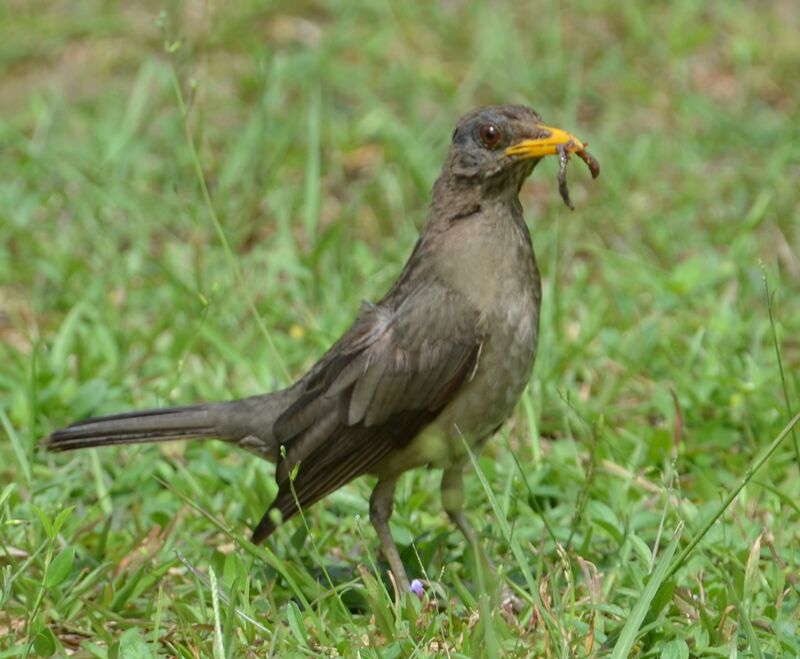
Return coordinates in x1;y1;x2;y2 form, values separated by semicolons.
2;0;799;656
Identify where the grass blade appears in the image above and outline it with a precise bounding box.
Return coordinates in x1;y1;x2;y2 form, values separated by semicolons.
464;436;563;647
666;410;800;581
763;267;799;466
611;522;683;659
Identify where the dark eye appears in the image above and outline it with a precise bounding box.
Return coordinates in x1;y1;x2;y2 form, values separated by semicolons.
478;123;502;149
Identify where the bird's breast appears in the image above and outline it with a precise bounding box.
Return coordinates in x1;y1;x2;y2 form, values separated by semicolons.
440;277;539;442
397;207;542;470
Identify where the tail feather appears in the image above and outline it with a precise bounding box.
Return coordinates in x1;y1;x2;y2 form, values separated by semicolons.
44;404;222;452
43;392;291;462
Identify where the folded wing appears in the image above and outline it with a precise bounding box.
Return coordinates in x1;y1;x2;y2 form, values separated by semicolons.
252;279;482;542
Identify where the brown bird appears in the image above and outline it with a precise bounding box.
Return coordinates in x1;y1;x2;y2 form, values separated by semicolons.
44;105;599;593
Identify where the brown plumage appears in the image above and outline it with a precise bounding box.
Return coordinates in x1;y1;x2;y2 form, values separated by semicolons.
44;105;599;592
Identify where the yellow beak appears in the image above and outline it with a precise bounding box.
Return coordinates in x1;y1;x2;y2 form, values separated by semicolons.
505;125;586;158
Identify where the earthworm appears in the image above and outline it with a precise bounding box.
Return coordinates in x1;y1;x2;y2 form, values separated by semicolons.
556;143;573;209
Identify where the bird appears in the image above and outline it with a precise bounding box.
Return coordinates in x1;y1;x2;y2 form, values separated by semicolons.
44;104;599;593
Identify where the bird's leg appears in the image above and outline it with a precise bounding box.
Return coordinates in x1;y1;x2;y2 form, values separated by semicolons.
369;476;411;594
441;466;495;571
442;466;524;612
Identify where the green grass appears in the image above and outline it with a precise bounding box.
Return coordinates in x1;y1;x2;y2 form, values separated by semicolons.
2;0;799;656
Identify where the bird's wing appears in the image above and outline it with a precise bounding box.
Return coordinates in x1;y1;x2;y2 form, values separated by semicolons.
252;279;483;541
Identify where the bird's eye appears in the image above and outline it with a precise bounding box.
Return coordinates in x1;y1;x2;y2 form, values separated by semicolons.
478;123;502;149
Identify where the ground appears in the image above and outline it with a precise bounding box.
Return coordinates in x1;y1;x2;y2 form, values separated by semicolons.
1;0;799;656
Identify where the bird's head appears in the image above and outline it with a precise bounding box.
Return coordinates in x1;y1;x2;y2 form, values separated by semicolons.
440;104;598;206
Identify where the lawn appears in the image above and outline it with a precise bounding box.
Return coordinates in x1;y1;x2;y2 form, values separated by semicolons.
1;0;799;656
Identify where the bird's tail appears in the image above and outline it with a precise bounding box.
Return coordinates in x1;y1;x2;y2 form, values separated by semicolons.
43;393;289;460
44;404;227;452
